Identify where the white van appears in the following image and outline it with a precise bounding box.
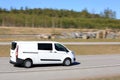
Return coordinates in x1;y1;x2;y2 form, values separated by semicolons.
10;41;76;68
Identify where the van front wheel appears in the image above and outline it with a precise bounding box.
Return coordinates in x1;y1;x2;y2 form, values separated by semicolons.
63;58;71;66
24;60;32;68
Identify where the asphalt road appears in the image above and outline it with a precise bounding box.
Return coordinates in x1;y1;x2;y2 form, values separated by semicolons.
0;55;120;80
0;42;120;45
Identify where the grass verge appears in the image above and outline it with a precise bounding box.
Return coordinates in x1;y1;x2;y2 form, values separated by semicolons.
66;45;120;55
0;45;120;57
71;76;120;80
90;76;120;80
0;45;10;57
0;27;120;42
0;37;120;42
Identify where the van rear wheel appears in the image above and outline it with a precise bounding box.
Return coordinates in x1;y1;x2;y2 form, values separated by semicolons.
24;60;32;68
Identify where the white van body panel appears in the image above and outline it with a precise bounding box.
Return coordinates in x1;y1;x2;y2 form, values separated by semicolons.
10;49;16;62
10;41;76;67
18;42;38;64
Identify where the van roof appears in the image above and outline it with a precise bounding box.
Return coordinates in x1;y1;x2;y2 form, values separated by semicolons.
12;41;59;44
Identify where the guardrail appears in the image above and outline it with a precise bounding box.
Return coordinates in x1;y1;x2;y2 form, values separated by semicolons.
0;42;120;45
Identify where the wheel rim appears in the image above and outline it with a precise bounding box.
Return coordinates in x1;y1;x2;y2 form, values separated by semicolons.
25;61;31;68
65;59;71;66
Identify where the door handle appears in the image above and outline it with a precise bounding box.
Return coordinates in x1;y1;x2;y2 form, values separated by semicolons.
50;51;57;53
54;51;57;53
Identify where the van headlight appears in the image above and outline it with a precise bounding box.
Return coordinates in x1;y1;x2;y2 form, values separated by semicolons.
72;51;75;55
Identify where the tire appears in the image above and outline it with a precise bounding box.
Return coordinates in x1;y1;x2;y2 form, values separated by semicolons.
63;58;71;66
24;60;32;68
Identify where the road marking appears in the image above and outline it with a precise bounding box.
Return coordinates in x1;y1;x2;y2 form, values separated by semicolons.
0;64;120;74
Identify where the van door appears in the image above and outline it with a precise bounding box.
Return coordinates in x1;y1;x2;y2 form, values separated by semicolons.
10;42;17;62
54;43;69;60
38;43;63;64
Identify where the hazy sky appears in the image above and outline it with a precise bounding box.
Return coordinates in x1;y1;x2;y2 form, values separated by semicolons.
0;0;120;19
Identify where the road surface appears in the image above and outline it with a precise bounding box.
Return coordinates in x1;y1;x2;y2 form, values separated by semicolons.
0;42;120;45
0;55;120;80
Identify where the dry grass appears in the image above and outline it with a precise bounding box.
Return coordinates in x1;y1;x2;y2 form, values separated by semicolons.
1;38;120;42
0;26;113;35
67;45;120;55
0;37;40;42
0;27;120;57
0;27;120;42
0;45;10;57
55;38;120;42
71;75;120;80
0;45;120;57
0;27;82;34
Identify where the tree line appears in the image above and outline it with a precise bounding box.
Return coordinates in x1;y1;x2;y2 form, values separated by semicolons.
0;7;119;29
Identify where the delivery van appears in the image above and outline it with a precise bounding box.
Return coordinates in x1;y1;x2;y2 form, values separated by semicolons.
10;41;76;68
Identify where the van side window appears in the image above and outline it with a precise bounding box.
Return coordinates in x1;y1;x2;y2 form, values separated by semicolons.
11;42;17;50
38;43;52;50
55;43;69;52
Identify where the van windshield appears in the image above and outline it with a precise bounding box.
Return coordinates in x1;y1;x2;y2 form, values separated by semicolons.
55;43;69;52
11;42;17;50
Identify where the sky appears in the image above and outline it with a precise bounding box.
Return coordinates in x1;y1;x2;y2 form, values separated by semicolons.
0;0;120;19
